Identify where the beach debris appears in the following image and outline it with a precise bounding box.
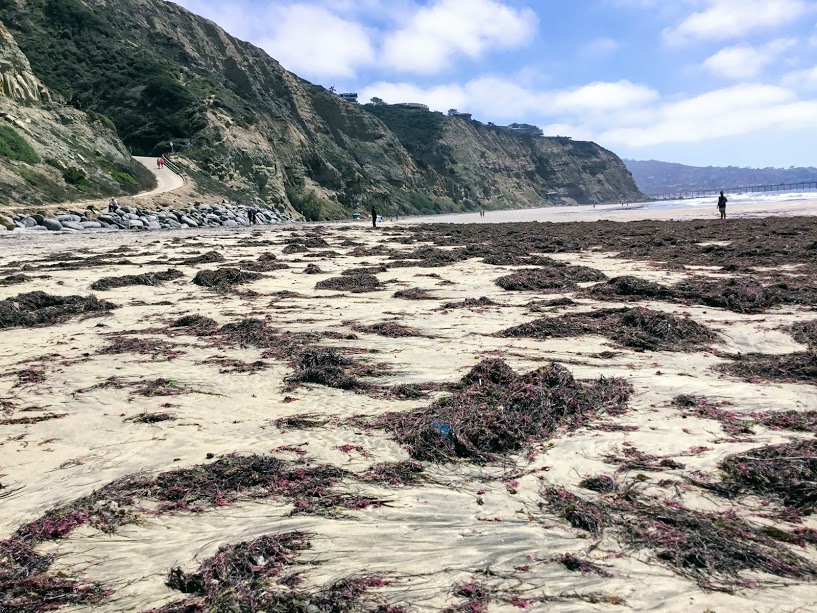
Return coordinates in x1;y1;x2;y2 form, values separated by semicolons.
441;297;496;309
360;461;425;487
498;307;718;352
192;267;262;290
315;274;384;293
0;291;116;329
788;320;817;348
495;265;605;292
286;347;376;391
716;439;817;515
672;395;754;438
179;250;224;265
98;336;186;360
90;269;183;290
373;359;631;462
0;274;29;286
393;288;436;300
540;484;817;591
169;314;220;336
303;263;323;274
352;322;428;338
720;351;817;385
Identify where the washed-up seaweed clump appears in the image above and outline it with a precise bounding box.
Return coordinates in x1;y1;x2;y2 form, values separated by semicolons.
180;250;224;265
0;291;117;330
192;267;262;290
393;288;436;300
717;440;817;514
315;274;383;293
495;265;605;292
584;276;674;301
352;322;427;338
498;307;718;352
674;277;816;314
579;475;618;493
286;347;377;391
169;314;220;336
99;336;186;360
540;484;817;591
0;274;29;286
155;532;397;613
672;395;754;438
558;554;614;577
788;320;817;349
441;297;496;309
360;461;425;486
753;410;817;433
303;263;323;274
0;537;109;612
374;359;630;462
127;412;176;424
603;445;686;473
388;246;467;268
90;269;183;290
719;351;817;385
0;412;68;425
236;256;290;272
15;455;360;545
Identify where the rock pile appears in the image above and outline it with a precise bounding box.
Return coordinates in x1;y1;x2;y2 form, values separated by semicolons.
0;202;286;233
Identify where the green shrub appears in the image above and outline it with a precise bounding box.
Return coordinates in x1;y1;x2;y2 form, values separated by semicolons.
62;166;89;186
0;125;40;164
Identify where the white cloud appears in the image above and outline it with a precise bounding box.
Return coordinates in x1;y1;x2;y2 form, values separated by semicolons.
583;37;620;57
361;78;657;120
664;0;811;44
703;38;797;80
255;5;375;78
782;65;817;90
381;0;538;73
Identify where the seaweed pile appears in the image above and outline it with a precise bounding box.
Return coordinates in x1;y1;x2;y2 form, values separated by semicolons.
155;532;397;613
716;439;817;514
393;288;436;300
286;347;380;391
720;351;817;385
179;250;224;265
315;274;384;293
541;484;817;591
374;359;631;462
90;269;183;290
495;264;605;292
441;297;497;309
352;322;427;338
192;267;262;290
0;291;117;329
498;307;718;352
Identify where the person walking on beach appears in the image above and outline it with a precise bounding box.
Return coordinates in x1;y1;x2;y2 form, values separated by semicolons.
717;191;727;220
371;205;377;229
156;158;162;170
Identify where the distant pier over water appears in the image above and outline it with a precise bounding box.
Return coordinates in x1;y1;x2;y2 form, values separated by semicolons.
650;181;817;201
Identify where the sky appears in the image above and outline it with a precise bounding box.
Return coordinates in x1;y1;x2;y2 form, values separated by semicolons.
171;0;817;168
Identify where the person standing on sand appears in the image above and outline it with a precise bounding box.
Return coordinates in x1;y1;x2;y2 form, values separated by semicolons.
372;205;377;229
717;191;727;220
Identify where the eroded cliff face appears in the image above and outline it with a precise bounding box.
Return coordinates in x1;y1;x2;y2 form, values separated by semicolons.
3;0;644;217
0;20;153;207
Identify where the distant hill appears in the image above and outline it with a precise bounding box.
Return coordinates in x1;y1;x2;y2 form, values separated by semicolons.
625;159;817;195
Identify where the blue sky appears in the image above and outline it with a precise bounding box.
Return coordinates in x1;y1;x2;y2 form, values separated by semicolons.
173;0;817;168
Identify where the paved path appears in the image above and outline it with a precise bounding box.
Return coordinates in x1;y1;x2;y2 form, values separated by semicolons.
133;156;185;197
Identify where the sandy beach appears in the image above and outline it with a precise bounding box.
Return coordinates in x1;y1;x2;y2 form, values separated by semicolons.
1;207;817;612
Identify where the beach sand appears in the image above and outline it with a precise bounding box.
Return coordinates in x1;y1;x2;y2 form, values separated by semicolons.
1;209;816;612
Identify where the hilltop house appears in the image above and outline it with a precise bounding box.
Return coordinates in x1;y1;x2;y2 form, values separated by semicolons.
338;92;359;104
447;108;473;120
391;102;430;111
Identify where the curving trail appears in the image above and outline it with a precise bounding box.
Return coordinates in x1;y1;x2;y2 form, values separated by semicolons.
132;156;185;197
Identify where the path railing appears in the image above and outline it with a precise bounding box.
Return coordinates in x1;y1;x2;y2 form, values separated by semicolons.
648;180;817;201
162;154;187;178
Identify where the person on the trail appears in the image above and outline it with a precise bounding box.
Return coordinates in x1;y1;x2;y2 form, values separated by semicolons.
371;205;377;229
717;191;727;220
156;158;161;169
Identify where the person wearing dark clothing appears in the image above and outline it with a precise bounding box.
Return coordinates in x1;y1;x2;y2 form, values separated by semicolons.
717;191;727;220
372;206;377;228
248;208;256;224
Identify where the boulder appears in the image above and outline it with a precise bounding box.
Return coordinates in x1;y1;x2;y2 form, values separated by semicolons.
56;214;81;223
42;218;63;231
181;216;198;227
0;214;15;231
128;219;144;229
22;217;37;227
28;225;47;231
32;214;44;225
147;221;161;230
81;221;102;229
61;221;85;231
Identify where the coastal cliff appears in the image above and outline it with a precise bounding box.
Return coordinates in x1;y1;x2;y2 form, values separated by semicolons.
2;0;644;217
